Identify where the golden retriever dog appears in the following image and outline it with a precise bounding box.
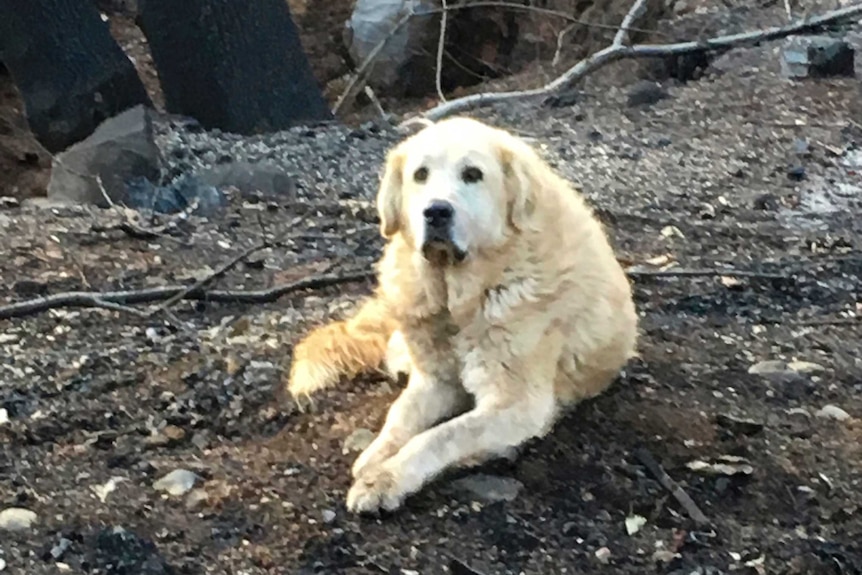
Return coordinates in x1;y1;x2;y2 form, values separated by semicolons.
286;117;638;514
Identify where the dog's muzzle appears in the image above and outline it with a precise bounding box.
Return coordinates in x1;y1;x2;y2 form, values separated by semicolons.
421;199;466;265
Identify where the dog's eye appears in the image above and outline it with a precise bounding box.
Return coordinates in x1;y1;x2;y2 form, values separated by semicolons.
461;166;483;184
413;167;429;183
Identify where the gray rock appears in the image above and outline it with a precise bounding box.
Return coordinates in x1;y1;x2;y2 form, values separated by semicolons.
195;161;296;200
627;80;670;108
815;404;852;421
321;509;337;523
0;507;38;531
345;0;437;92
48;105;161;207
781;36;855;79
342;428;376;455
50;537;73;560
152;468;199;496
448;474;523;503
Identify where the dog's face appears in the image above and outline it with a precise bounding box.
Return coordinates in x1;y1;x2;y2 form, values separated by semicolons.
376;117;538;266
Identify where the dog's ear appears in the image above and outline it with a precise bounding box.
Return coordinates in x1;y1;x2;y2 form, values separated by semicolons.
499;141;539;232
377;147;405;239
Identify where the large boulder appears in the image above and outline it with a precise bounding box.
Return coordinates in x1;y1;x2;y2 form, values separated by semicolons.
47;105;161;207
345;0;438;94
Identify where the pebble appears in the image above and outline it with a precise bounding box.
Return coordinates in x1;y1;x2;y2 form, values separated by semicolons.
153;469;199;496
595;547;612;564
342;428;376;454
185;488;209;509
321;509;336;523
0;408;8;425
0;507;38;531
448;474;523;503
815;405;851;421
0;558;5;571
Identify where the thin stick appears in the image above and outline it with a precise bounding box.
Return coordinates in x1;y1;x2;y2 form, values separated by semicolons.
416;2;862;121
0;271;376;321
436;0;449;103
626;268;786;280
150;241;270;314
635;448;711;526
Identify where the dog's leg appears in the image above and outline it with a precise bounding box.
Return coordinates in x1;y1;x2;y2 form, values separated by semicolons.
352;322;465;479
346;328;562;514
351;368;467;479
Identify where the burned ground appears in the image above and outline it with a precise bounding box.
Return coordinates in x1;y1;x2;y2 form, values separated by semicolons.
2;4;862;574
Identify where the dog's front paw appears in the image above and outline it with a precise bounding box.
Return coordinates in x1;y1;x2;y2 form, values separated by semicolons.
346;466;406;514
351;437;400;479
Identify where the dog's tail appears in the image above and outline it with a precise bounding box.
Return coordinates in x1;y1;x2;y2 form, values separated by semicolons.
285;296;398;407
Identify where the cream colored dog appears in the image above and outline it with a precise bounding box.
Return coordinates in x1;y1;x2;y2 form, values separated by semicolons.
286;117;638;514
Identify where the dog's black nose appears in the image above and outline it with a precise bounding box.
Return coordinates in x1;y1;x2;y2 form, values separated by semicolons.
423;200;454;227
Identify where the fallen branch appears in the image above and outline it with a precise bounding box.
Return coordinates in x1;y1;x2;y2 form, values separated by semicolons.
626;267;786;280
635;447;711;526
333;0;662;116
0;271;376;321
415;2;862;121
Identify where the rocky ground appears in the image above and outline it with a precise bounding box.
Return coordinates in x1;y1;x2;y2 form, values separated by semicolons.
2;2;862;574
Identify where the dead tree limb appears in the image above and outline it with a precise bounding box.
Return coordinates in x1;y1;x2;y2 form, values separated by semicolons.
415;2;862;122
333;0;661;116
0;272;375;321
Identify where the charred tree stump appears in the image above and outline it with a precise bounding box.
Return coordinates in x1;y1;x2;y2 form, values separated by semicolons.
137;0;332;134
0;0;152;153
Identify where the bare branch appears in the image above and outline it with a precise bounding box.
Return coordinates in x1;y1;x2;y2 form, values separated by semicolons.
414;3;862;122
436;0;449;103
0;271;376;321
333;0;664;116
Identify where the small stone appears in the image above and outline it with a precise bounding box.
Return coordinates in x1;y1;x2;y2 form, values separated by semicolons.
185;488;209;509
627;80;670;107
715;414;764;436
595;547;612;564
815;405;851;421
448;474;523;503
342;428;375;455
153;469;199;496
51;537;73;560
0;196;19;209
748;360;789;375
787;360;825;373
0;507;38;531
0;408;8;425
321;509;336;523
781;36;855;79
0;557;5;570
787;165;806;181
625;514;647;535
698;203;716;219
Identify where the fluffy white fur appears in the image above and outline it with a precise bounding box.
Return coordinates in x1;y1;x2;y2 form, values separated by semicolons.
285;117;639;514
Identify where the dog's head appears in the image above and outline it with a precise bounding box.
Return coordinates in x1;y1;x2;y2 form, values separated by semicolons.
376;117;542;266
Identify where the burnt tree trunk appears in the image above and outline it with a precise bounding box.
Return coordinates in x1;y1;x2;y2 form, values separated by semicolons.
0;0;152;153
137;0;332;134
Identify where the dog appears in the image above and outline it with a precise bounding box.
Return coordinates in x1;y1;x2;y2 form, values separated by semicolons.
285;116;639;514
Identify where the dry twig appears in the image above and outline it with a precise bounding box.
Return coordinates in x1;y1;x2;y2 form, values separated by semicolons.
635;448;711;526
414;2;862;121
626;268;786;280
436;0;449;103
